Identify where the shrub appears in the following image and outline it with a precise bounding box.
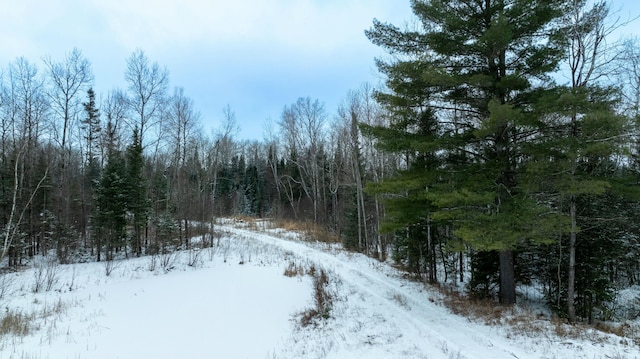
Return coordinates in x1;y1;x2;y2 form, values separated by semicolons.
0;310;31;337
300;267;334;327
284;261;305;277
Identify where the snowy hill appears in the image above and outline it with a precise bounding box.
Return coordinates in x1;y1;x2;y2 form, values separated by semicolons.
0;220;638;359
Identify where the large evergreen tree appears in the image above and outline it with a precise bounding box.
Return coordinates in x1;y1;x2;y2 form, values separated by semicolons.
94;149;127;261
366;0;569;304
81;88;101;253
125;128;149;257
82;88;101;166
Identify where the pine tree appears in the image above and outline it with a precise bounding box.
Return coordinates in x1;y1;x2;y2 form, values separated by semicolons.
366;0;569;304
81;88;101;258
82;88;101;166
94;149;127;261
125;128;149;257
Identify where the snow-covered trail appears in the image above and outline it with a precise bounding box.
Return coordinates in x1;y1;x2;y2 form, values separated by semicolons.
219;223;527;359
2;221;635;358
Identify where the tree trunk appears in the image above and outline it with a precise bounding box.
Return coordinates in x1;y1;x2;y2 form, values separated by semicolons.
499;249;516;305
459;250;464;283
567;197;577;323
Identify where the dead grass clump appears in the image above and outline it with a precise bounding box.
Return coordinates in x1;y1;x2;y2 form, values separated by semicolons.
438;284;640;346
391;293;410;310
284;261;305;277
273;219;307;232
439;285;552;337
231;216;263;230
307;225;341;244
440;286;507;325
552;317;582;339
0;310;32;337
272;220;340;243
233;215;254;224
300;266;334;327
593;321;635;338
0;298;69;339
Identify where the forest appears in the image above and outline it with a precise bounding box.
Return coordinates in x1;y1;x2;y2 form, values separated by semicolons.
2;0;640;325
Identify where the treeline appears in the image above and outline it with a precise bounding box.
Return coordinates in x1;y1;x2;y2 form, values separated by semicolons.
0;49;392;268
2;0;640;325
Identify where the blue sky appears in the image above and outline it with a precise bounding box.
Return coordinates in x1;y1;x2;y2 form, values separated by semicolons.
0;0;638;140
0;0;413;140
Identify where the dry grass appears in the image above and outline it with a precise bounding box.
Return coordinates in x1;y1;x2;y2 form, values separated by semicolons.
284;261;305;278
439;285;511;326
0;297;69;339
0;310;32;337
300;265;335;327
233;215;255;223
436;284;640;347
272;220;340;243
272;219;307;232
229;216;264;231
593;321;640;345
391;293;411;310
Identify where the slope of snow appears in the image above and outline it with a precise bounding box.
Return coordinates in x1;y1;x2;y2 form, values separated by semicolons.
0;236;310;359
0;220;638;359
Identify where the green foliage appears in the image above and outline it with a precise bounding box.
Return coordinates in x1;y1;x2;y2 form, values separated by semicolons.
467;250;500;299
341;191;361;251
81;88;101;162
93;149;128;260
365;0;571;300
153;212;179;254
125;128;150;256
453;195;567;251
241;163;265;216
390;223;441;284
539;190;638;322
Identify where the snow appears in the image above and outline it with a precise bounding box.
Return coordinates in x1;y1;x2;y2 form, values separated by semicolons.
0;220;638;359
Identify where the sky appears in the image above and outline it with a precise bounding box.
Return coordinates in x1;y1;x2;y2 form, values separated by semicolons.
0;0;414;140
0;0;638;141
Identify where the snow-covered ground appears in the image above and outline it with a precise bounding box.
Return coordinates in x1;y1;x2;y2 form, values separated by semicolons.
0;220;638;358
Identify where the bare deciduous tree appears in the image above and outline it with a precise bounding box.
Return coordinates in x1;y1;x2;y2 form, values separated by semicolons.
562;0;624;324
125;49;169;152
43;49;93;259
101;89;129;159
43;48;93;163
279;97;327;222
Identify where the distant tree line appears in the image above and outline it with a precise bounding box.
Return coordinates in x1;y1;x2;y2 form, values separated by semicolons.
1;0;640;324
0;48;393;266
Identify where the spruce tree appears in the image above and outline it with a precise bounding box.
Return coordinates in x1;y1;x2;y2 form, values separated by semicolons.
81;88;101;256
82;88;101;166
94;149;127;261
366;0;569;304
125;128;149;257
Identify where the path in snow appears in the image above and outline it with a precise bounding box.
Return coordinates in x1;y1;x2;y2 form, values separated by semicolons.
219;223;527;359
2;220;636;359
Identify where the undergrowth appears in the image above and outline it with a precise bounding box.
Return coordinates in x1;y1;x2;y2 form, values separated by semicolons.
0;297;70;339
284;261;305;278
271;219;340;243
0;310;32;337
298;265;335;327
436;284;640;348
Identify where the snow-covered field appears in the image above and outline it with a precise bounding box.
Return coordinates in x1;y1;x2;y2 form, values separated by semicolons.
0;220;638;359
